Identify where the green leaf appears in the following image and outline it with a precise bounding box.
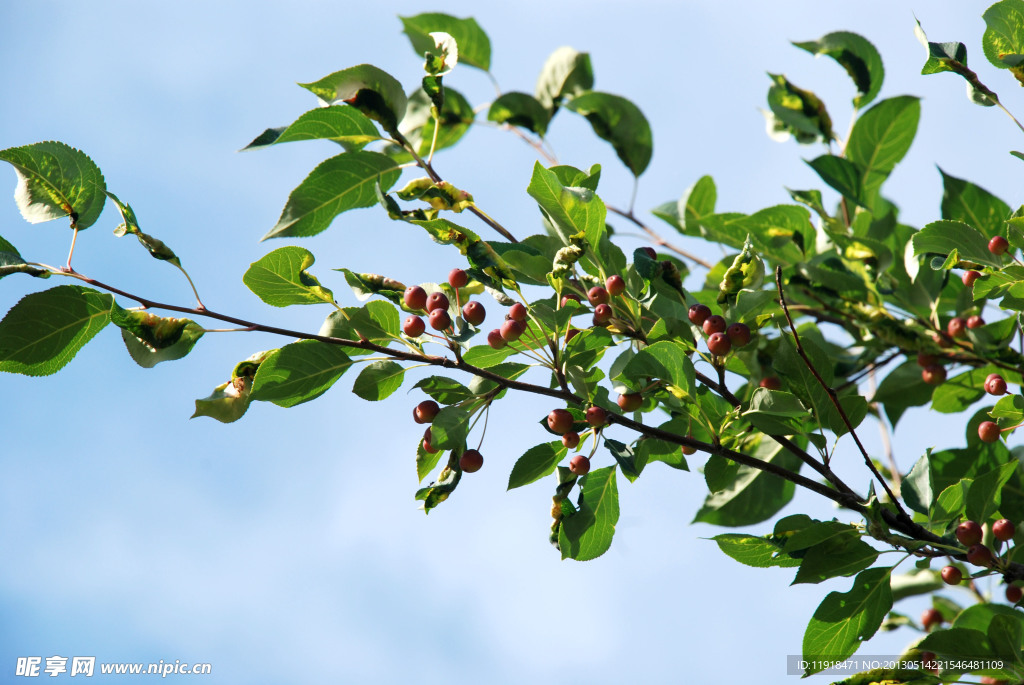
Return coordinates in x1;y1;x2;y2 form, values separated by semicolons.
527;162;607;252
487;92;550;136
250;339;353;407
983;0;1024;71
430;406;472;450
263;151;402;240
109;304;204;368
535;47;593;112
845;96;920;205
0;285;112;376
912;220;1006;269
931;479;970;523
801;567;894;675
917;627;995;660
400;13;491;71
872;360;935;427
806;155;865;208
243;246;334;306
558;466;618;561
766;73;834;143
792;537;879;585
693;440;803;527
966;461;1020;523
415;438;444;483
507;441;566;490
392;87;475;159
335;269;406;306
931;366;990;414
191;351;271;423
743;388;808;435
351;360;404;401
298;64;408;134
0;236;49;280
712;533;801;568
793;32;884;108
243;106;380;153
461;343;514;368
106;191;181;266
939;167;1011;238
902;453;934;516
563;92;653;176
621;340;696;398
679;175;716;234
413;376;475;404
0;142;107;230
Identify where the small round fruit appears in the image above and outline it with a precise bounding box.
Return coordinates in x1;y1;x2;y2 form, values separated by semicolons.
508;302;528;322
605;275;625;297
428;308;452;331
967;315;985;329
966;543;994;567
639;247;657;260
681;437;697;456
426;291;450;312
759;377;782;390
500;319;525;341
403;315;426;337
986;375;1008;396
920;651;938;674
404;285;428;311
413;400;440;424
422;428;437;454
989;235;1010;255
585;406;608;427
448;268;468;289
562;432;580;449
956;520;984;546
462;301;486;326
593;303;613;324
979;421;1001;443
560;293;581;308
547;409;574;435
569;454;591;475
727;322;751;347
963;270;982;287
565;328;581;343
948;317;967;339
617;393;643;412
707;332;732;356
459;449;483;473
917;352;938;368
1007;585;1023;604
921;607;943;630
940;565;962;585
587;286;609;306
703;315;727;335
688;304;712;326
993;518;1016;542
922;365;947;386
487;329;507;349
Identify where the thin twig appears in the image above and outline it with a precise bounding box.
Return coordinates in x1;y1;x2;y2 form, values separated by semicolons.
606;205;714;269
775;266;911;522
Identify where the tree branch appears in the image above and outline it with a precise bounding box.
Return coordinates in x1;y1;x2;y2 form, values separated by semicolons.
606;205;714;269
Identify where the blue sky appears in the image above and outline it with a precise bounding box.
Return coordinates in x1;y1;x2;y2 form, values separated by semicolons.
1;2;1020;683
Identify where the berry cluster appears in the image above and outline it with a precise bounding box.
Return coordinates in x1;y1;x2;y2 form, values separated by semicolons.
937;518;1019;604
413;398;485;473
687;303;752;357
402;268;487;338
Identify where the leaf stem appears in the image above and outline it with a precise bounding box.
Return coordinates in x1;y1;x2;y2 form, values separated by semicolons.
606;205;714;269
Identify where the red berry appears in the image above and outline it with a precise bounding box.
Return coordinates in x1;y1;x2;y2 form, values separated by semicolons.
990;235;1010;255
508;302;528;321
428;309;452;331
759;377;782;390
426;291;449;312
940;565;962;585
963;270;982;287
681;436;697;456
500;319;525;341
986;375;1008;396
404;285;428;311
403;315;426;337
547;409;574;435
413;400;440;424
639;247;657;260
948;317;967;339
921;607;943;630
917;352;938;368
587;286;609;306
569;454;591;475
920;651;938;674
562;432;580;449
727;322;751;347
1007;585;1023;604
979;421;1001;443
967;315;985;329
921;365;946;386
956;520;983;546
707;332;732;356
462;301;486;326
993;518;1016;541
560;293;581;308
422;427;437;454
565;328;581;343
617;393;642;412
605;275;625;296
459;448;483;473
703;315;727;335
593;303;613;324
487;329;507;349
688;304;711;326
585;406;608;427
448;268;468;289
966;543;994;567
